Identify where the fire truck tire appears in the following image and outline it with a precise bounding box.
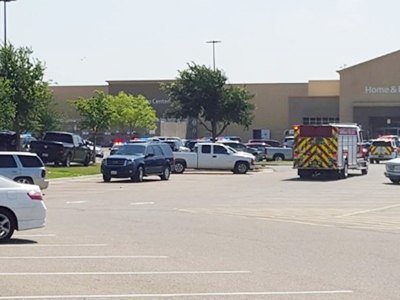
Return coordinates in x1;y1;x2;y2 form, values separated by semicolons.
298;170;312;179
361;169;368;175
340;163;349;179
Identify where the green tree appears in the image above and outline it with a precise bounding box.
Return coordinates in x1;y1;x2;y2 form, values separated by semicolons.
73;90;113;162
162;63;255;140
0;45;55;149
36;101;62;137
0;78;15;129
109;91;157;134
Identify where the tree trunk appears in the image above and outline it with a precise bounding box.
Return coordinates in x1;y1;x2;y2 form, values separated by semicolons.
211;121;217;142
14;118;21;152
92;129;97;163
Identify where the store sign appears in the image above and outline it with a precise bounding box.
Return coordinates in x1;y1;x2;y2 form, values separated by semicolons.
147;98;171;105
365;85;400;94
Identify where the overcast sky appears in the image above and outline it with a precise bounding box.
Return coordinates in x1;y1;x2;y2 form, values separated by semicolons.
6;0;400;85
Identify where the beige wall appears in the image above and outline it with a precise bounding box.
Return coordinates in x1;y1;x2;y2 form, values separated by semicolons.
339;50;400;122
215;83;308;142
308;80;339;96
51;85;108;120
288;96;339;125
51;81;309;142
51;49;400;143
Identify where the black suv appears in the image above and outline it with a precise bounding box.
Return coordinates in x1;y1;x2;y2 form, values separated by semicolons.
101;142;174;182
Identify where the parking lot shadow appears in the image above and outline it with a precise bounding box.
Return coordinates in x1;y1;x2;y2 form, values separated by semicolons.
283;173;359;182
0;238;38;245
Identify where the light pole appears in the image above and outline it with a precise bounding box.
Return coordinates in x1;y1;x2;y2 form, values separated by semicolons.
1;0;15;47
206;40;221;71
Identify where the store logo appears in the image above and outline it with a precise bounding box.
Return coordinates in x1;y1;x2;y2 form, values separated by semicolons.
365;85;400;94
148;98;171;105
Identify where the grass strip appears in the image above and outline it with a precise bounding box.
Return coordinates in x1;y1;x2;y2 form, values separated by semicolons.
46;164;101;179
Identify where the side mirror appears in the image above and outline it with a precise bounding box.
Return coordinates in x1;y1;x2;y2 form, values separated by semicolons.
145;153;154;158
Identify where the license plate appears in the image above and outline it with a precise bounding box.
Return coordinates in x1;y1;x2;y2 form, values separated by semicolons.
110;170;117;175
42;153;48;157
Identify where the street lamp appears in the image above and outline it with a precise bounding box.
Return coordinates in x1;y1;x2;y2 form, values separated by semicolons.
1;0;15;47
206;40;221;71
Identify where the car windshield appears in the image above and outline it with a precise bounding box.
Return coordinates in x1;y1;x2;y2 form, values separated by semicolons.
44;133;73;143
115;144;146;155
226;146;237;153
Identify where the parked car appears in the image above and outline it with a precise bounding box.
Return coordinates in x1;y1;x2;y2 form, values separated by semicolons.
163;140;190;152
0;175;46;241
0;131;37;151
248;139;282;147
109;141;126;155
30;131;92;167
101;142;174;182
173;143;255;174
0;152;48;190
246;142;293;161
218;140;264;161
184;139;206;152
84;140;104;158
369;139;399;164
264;146;293;161
384;158;400;184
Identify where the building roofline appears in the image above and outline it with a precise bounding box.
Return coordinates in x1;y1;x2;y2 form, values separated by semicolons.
337;49;400;73
106;79;174;85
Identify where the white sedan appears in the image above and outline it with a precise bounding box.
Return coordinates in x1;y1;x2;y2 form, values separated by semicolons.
385;158;400;184
0;176;47;241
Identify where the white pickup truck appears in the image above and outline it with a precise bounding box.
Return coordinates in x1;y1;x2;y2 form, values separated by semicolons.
173;143;255;174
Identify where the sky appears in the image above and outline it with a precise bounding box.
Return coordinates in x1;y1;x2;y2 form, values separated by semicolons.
5;0;400;85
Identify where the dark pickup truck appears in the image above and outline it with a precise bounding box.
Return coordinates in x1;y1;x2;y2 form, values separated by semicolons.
30;131;92;167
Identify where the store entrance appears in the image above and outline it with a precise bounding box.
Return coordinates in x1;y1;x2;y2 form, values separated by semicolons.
370;117;400;138
353;106;400;140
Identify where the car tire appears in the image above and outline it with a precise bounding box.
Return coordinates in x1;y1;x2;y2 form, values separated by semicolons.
390;178;400;184
132;165;144;182
233;161;249;174
273;154;284;161
361;168;368;175
63;154;72;167
160;165;171;181
83;154;90;167
369;159;374;164
0;209;16;242
173;161;186;174
15;177;34;185
103;175;111;182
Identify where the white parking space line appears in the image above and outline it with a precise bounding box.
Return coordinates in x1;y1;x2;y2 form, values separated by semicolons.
0;290;354;299
0;270;250;276
130;202;155;205
337;204;400;217
0;255;168;260
66;201;87;204
0;244;107;248
13;234;56;237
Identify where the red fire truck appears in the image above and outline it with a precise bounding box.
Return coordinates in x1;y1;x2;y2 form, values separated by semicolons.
293;123;368;179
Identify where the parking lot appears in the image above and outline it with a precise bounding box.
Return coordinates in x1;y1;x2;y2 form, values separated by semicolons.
0;163;399;299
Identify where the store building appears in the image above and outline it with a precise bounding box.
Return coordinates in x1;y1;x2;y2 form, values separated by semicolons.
51;49;400;143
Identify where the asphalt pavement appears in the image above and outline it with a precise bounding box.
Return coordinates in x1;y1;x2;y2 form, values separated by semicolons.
0;163;399;299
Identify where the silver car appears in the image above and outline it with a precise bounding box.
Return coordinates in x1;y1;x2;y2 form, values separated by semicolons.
385;158;400;184
0;152;49;189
